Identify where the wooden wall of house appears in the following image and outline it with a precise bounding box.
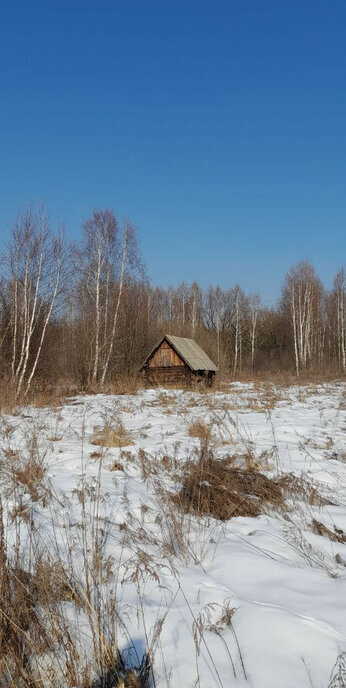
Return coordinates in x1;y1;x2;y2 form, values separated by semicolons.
142;366;215;387
141;338;216;388
144;365;189;386
148;340;184;368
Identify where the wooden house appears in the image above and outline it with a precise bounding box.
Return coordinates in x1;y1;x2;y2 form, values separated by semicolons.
139;334;218;387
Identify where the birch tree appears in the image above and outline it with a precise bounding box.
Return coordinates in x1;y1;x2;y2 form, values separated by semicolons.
203;286;222;366
0;278;11;374
6;208;64;398
333;268;345;372
189;282;202;338
177;282;187;333
231;285;247;376
281;261;323;376
78;211;141;386
203;286;233;370
100;220;140;384
79;210;117;384
248;293;260;372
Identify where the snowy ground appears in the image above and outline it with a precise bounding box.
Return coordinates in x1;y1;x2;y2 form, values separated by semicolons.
1;381;346;687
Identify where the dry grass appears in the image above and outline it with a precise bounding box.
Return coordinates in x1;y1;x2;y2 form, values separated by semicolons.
12;458;47;504
312;519;346;543
90;450;103;458
102;376;141;396
328;652;346;688
172;443;332;528
0;378;77;414
91;422;133;448
47;433;63;442
279;473;327;507
174;445;284;521
0;502;81;686
0;431;51;508
0;516;151;688
108;460;124;472
188;420;210;439
0;381;343;686
0;454;152;688
157;391;175;406
0;378;18;413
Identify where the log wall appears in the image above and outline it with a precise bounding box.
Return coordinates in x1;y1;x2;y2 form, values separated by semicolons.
145;365;189;386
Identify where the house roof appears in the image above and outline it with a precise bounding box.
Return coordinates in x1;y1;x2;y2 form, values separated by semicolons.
142;334;218;372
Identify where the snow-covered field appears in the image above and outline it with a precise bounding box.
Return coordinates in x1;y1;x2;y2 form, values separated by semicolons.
1;381;345;687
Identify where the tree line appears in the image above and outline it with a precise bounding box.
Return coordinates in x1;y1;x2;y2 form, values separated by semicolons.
0;207;344;399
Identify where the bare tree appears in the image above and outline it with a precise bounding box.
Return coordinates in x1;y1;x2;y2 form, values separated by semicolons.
77;211;142;386
5;208;64;398
100;220;141;384
177;282;187;332
189;282;202;338
333;268;345;372
78;210;117;384
1;204;344;388
203;286;233;370
0;278;11;373
248;293;260;372
231;285;247;376
281;261;323;376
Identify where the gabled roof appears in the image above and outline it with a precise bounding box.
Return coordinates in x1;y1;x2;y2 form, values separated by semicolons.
142;334;218;372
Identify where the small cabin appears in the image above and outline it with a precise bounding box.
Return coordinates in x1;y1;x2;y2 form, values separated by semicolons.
139;334;218;387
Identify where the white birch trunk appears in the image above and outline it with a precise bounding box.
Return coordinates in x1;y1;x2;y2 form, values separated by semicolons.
291;285;299;377
16;228;45;398
24;245;62;397
100;230;128;386
91;237;103;384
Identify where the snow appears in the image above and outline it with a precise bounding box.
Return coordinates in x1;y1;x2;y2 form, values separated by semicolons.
1;381;345;687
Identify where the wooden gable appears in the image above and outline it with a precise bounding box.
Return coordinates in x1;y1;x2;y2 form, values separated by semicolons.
148;338;185;368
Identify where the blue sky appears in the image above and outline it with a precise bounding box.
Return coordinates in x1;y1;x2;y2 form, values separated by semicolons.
0;0;345;303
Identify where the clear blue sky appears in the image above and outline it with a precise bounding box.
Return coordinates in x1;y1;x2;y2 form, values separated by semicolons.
0;0;345;304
